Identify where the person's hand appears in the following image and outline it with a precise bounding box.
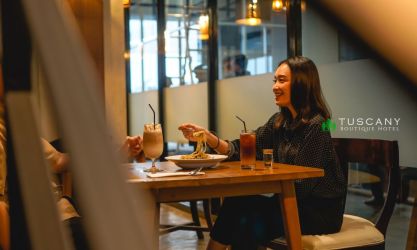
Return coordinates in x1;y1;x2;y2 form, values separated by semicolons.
123;135;143;158
178;123;207;142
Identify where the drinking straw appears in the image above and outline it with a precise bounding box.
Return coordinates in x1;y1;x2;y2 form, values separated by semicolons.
235;115;247;133
148;104;156;129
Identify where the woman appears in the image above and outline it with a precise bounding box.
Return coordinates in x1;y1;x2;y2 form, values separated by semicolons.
178;56;347;250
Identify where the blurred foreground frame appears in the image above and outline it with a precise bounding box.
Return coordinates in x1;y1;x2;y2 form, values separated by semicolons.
2;0;154;249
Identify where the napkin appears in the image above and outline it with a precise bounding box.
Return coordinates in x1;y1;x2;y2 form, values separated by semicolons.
146;171;205;178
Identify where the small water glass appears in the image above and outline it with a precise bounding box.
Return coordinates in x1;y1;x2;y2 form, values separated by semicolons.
263;149;273;168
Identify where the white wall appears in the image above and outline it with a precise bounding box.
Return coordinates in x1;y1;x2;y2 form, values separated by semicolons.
302;5;417;167
164;83;208;143
216;74;278;139
128;90;158;137
319;60;417;167
301;7;338;65
128;83;208;143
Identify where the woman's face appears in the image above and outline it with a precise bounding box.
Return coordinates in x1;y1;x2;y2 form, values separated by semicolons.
272;63;293;109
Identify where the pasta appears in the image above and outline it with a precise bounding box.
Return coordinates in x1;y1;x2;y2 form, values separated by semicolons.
181;131;210;159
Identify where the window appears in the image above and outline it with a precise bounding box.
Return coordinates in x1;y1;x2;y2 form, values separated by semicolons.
128;0;208;93
165;1;208;86
129;3;158;92
218;0;287;79
127;0;288;92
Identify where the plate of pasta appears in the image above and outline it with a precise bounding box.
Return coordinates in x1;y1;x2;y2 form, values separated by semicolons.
165;130;227;169
165;154;228;169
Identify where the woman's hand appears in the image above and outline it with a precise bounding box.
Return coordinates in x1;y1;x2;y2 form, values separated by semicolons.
123;135;143;159
178;123;207;142
178;123;230;155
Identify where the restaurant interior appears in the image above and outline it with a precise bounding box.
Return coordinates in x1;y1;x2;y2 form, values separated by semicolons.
1;0;417;249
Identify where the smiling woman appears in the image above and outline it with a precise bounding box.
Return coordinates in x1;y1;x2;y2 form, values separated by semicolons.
178;56;347;250
273;56;331;130
272;63;293;114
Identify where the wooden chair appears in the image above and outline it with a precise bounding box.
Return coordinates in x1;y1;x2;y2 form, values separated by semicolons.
406;191;417;250
267;138;400;249
160;200;213;239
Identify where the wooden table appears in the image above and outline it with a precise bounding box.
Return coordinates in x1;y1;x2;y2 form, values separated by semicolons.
127;161;324;250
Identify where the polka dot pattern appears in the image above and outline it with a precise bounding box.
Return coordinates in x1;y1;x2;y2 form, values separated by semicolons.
227;113;346;199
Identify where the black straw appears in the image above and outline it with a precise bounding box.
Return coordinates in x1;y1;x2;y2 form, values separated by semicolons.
149;104;156;129
235;115;247;133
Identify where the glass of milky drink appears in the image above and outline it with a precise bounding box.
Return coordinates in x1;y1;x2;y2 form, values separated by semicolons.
143;123;164;172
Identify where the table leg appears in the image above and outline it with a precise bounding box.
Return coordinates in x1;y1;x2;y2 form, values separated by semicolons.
153;202;161;249
140;193;160;250
279;180;302;250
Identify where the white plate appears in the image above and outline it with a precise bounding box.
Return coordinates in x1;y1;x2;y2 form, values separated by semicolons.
165;154;228;169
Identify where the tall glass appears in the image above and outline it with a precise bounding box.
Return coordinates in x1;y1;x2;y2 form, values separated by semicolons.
143;123;164;172
240;130;256;170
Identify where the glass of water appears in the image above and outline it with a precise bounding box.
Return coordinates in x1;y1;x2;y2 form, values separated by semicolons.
263;149;273;168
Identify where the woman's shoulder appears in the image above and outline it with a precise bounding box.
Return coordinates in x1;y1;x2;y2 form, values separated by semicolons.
303;114;327;134
265;112;280;125
309;114;326;125
271;112;281;120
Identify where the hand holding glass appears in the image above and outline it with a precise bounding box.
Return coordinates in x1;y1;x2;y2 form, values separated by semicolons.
143;123;164;172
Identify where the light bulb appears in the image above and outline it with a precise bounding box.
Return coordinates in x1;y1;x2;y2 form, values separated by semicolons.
272;0;284;12
199;14;209;40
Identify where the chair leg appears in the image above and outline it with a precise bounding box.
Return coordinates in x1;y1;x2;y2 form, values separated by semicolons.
190;201;204;239
203;199;213;230
400;177;411;203
210;197;222;215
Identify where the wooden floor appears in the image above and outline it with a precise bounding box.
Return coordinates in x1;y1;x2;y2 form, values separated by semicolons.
159;192;414;250
160;203;210;250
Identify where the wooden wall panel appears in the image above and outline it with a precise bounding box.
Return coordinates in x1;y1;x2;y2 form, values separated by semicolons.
67;0;104;90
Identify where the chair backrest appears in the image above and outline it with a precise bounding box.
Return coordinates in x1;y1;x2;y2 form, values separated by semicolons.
332;138;400;236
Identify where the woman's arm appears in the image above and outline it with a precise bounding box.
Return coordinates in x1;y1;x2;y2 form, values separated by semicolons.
178;113;278;160
121;136;145;162
293;123;345;199
0;201;9;250
41;138;69;174
178;124;230;155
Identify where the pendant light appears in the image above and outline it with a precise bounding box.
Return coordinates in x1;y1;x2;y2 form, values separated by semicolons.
236;0;262;26
272;0;284;12
199;13;209;40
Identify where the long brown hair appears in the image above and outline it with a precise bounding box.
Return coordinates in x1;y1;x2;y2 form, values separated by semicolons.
275;56;331;129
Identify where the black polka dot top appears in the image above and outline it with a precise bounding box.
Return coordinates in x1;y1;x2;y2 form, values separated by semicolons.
227;113;347;200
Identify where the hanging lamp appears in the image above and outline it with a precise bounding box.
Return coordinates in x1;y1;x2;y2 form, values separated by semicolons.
199;13;209;40
236;0;262;26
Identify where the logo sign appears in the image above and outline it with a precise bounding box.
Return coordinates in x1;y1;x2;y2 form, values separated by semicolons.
321;117;400;133
322;119;337;132
338;117;400;132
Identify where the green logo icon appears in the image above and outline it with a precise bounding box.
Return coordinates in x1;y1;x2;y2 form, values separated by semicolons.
322;119;337;132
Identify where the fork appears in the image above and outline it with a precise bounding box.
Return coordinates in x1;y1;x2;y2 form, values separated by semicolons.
189;167;204;175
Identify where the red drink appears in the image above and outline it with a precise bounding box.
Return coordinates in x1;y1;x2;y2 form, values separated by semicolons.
240;131;256;169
